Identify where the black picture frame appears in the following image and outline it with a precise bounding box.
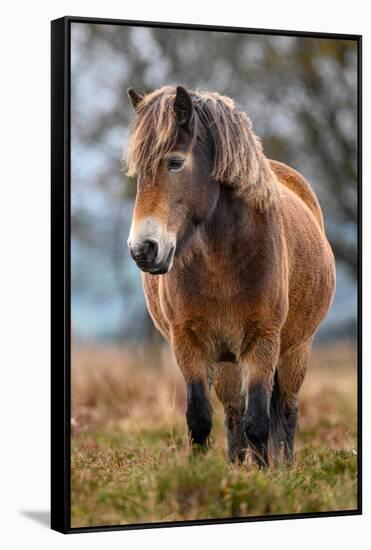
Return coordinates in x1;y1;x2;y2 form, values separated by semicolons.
51;15;362;534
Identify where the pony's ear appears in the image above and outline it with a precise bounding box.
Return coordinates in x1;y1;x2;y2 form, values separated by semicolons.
173;86;193;131
127;88;143;111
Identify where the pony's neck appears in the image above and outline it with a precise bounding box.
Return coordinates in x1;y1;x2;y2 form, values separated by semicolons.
175;185;274;299
174;182;276;294
186;183;272;284
202;185;258;256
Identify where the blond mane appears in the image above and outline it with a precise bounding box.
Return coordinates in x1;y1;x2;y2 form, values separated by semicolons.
126;86;279;210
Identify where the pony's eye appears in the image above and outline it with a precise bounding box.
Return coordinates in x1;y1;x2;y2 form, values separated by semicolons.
166;157;185;172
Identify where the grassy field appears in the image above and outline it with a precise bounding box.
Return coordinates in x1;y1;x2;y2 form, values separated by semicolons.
71;342;358;528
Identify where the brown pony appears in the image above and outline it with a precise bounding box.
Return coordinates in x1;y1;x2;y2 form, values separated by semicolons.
125;85;335;466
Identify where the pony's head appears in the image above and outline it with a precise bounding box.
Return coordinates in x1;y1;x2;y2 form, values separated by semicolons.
125;85;277;274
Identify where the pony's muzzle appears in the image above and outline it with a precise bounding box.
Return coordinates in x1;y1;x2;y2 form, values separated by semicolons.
128;238;175;275
127;217;176;275
130;239;158;265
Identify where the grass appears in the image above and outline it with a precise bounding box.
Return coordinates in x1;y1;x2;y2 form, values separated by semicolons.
71;342;358;528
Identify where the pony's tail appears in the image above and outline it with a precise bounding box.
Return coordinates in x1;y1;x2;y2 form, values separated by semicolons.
268;370;288;462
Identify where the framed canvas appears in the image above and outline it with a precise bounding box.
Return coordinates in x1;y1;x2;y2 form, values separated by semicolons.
51;16;362;533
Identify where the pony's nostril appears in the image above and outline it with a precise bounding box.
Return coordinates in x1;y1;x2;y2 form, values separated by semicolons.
140;239;158;263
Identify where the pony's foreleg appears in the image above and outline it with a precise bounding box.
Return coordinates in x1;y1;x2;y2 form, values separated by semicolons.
214;363;247;463
273;341;311;463
185;380;212;448
172;332;212;449
241;336;280;467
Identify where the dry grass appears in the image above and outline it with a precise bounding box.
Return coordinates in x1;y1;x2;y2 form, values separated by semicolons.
71;341;358;528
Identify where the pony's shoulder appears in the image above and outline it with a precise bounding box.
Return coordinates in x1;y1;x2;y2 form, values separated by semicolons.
269;159;324;231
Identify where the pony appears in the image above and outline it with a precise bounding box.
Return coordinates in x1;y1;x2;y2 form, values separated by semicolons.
125;85;335;466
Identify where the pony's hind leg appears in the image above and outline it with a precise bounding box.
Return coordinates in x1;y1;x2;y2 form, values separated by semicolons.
270;341;311;463
214;363;247;463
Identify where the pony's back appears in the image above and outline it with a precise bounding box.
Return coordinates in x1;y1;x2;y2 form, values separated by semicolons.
270;159;324;231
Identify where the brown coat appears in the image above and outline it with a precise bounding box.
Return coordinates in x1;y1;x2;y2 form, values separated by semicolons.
142;159;334;367
126;85;336;465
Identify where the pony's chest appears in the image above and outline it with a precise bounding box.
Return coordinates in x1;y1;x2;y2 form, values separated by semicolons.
183;307;259;363
168;290;256;357
148;269;264;359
